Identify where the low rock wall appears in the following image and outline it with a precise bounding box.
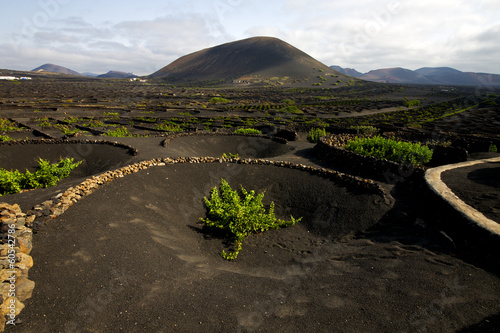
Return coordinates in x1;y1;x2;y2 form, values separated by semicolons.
0;139;139;156
161;131;288;148
313;138;419;183
314;133;476;183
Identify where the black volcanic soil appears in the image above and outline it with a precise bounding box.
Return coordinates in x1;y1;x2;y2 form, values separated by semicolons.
163;135;293;158
9;162;500;333
0;143;134;211
1;77;500;332
442;162;500;223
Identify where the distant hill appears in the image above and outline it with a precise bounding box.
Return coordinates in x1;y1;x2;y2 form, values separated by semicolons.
31;63;81;76
333;65;500;87
82;72;99;77
361;67;432;84
330;66;363;78
150;36;349;86
97;71;138;79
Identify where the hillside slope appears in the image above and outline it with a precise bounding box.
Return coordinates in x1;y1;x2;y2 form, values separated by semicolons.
31;64;81;76
150;37;350;86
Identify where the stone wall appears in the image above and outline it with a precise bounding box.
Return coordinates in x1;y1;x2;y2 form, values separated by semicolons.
161;131;288;148
0;203;34;329
313;133;480;183
0;139;139;156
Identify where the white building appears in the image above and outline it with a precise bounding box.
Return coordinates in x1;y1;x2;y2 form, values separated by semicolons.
0;76;31;80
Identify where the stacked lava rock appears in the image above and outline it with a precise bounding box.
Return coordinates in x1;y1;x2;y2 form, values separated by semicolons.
0;203;35;331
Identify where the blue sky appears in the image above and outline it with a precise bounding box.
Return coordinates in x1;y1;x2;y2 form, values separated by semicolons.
1;0;499;75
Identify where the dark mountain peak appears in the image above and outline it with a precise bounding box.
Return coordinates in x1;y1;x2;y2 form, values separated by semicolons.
415;67;463;76
330;66;364;78
97;71;137;79
31;63;81;76
150;36;347;85
361;67;430;84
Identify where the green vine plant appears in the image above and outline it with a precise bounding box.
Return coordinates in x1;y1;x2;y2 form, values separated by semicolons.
221;153;240;159
201;179;301;260
0;158;82;196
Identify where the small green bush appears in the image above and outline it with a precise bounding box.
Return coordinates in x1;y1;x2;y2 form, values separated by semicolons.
104;126;134;137
345;136;433;166
222;153;240;159
201;179;301;260
0;119;22;132
307;128;329;143
404;99;421;108
0;158;82;196
490;144;498;153
234;128;262;135
155;122;183;132
209;97;231;104
350;125;379;137
277;105;303;114
280;99;295;105
0;135;12;142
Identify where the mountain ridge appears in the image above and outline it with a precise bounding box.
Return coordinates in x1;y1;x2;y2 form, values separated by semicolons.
332;65;500;86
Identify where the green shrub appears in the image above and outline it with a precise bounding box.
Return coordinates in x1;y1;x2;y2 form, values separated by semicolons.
280;99;295;105
0;135;12;142
209;97;231;104
344;136;433;166
307;128;329;143
104;126;134;137
490;144;498;153
222;153;240;159
277;105;303;114
155;122;183;132
0;119;22;132
234;128;262;135
350;125;379;137
0;158;82;196
201;179;301;260
404;99;421;108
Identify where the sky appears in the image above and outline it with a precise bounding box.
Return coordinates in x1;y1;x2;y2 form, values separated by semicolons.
1;0;499;76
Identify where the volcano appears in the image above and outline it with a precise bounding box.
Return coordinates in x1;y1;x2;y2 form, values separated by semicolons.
150;36;349;86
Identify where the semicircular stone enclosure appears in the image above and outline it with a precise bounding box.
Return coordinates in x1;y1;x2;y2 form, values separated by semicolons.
13;160;398;331
163;134;292;158
0;141;135;180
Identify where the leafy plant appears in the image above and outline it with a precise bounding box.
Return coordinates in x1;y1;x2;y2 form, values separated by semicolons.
490;144;498;153
277;105;303;114
344;136;433;166
209;97;231;104
280;99;295;105
307;128;329;143
104;126;136;137
201;179;300;260
155;121;183;132
0;158;82;196
222;153;240;159
0;119;23;132
350;125;379;137
403;99;421;108
0;135;12;142
234;128;262;135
